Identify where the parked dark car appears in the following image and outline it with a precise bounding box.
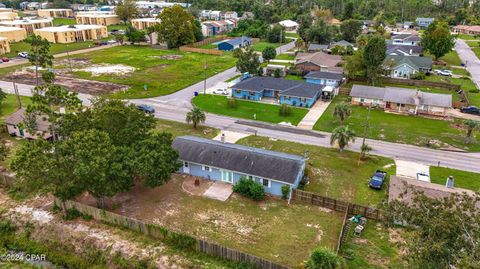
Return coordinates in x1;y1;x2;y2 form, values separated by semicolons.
1;57;9;62
136;104;155;114
460;106;480;115
368;170;387;190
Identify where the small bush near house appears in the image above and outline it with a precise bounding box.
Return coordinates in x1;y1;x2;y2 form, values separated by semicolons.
411;72;426;80
279;104;293;116
305;247;343;269
227;98;238;108
233;177;265;201
281;185;290;199
274;68;281;78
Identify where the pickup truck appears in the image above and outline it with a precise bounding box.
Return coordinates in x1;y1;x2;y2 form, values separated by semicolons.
368;170;387;190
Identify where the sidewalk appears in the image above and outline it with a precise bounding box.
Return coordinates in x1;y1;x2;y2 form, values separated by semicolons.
297;100;331;130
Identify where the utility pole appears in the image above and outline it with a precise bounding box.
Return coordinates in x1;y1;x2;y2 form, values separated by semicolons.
13;82;21;109
203;56;207;95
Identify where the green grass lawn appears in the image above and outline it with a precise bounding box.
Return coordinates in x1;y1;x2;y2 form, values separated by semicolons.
274;53;295;60
285;32;300;39
466;41;479;48
198;43;217;49
57;45;235;99
473;47;480;60
452;67;470;76
155;118;219;138
251;41;282;52
107;24;129;31
430;166;480;192
3;41;95;57
341;221;405;269
454;34;479;40
284;74;303;81
434;50;462;66
425;75;480;106
225;74;241;82
192;94;308;125
237;136;395;206
52;17;75;26
314;95;480;152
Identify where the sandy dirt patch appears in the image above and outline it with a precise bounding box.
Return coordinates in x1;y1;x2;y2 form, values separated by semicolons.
75;64;136;77
4;70;128;95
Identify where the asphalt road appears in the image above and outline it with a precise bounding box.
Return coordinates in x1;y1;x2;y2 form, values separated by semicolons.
3;40;480;173
455;39;480;90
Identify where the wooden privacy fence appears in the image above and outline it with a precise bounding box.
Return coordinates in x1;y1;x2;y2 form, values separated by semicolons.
180;35;227;55
59;199;290;269
291;189;384;220
336;205;352;253
350;77;461;91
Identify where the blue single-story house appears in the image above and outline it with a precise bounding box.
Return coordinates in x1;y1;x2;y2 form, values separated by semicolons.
172;136;306;197
304;71;344;87
218;36;252;51
231;76;325;108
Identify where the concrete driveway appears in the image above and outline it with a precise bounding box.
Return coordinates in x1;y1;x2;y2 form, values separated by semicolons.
395;159;430;180
297;100;331;130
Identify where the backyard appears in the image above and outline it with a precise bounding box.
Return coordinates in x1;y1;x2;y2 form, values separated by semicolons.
237;136;396;207
192;94;308;125
79;174;344;267
50;45;236;98
430;166;480;192
251;41;282;51
314;95;480;152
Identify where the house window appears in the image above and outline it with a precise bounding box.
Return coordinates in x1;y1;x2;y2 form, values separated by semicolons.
235;90;241;94
248;175;253;180
202;165;211;172
262;178;271;188
184;162;189;167
360;98;365;102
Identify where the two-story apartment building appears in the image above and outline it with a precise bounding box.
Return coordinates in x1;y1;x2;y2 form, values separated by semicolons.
34;24;108;43
37;8;73;18
131;18;160;30
0;25;27;42
75;12;120;26
0;18;53;34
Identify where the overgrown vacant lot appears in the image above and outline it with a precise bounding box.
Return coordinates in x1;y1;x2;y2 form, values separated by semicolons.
236;136;396;207
314;95;480;152
54;45;236;99
81;175;343;267
192;94;308;125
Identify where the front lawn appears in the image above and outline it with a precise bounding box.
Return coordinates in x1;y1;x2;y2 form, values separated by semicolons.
251;41;281;52
285;32;300;39
454;34;479;40
314;95;480;152
430;166;480;192
107;24;129;31
437;50;462;66
84;175;343;267
57;45;236;99
274;54;295;60
237;136;396;207
4;41;95;57
192;94;308;125
155;118;219;139
52;17;75;26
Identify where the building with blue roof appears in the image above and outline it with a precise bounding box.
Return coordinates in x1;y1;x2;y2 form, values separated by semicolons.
217;36;252;51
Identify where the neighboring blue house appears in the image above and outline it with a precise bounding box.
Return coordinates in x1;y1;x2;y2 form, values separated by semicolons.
218;36;252;51
231;76;324;108
172;136;306;197
415;18;434;29
304;71;344;87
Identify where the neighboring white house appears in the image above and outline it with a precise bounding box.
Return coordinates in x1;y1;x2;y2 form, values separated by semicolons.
278;19;299;32
5;108;53;140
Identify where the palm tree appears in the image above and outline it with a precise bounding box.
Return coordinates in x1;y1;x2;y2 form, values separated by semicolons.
333;102;352;125
186;107;206;129
360;143;372;159
330;125;356;151
464;119;480;144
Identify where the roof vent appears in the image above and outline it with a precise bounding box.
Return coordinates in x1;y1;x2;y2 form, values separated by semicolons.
445;176;454;188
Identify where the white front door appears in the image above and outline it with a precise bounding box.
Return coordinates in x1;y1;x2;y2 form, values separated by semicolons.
183;162;190;173
221;170;233;183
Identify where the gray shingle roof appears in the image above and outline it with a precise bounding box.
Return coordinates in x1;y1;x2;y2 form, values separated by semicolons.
232;76;324;98
350;85;386;99
329;40;353;48
386;44;423;55
385;55;433;70
5;108;51;132
308;44;329;51
222;36;251;46
172;136;306;184
304;71;344;80
391;34;421;42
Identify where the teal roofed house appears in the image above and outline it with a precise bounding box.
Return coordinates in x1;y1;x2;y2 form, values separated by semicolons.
384;55;433;79
231;76;325;108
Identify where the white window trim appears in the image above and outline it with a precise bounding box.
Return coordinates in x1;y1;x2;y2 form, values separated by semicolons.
202;165;211;172
262;178;271;188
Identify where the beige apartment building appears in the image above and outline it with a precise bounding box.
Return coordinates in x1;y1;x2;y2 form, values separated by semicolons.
37;9;73;18
131;18;160;30
0;26;27;42
0;18;53;34
75;13;120;26
34;24;108;43
0;37;10;54
0;11;18;21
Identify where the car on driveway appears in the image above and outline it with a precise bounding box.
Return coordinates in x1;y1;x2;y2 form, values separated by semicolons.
136;104;155;114
435;69;453;76
212;88;228;95
368;170;387;190
18;52;28;58
1;57;9;62
460;106;480;115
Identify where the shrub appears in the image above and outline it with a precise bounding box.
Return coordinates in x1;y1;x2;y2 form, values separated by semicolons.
274;68;281;78
305;247;343;269
279;104;292;116
411;72;426;80
233;177;265;201
227;98;238;108
281;185;290;199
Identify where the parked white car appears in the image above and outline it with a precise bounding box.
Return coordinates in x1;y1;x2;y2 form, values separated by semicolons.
435;69;453;76
212;88;228;95
18;51;28;58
